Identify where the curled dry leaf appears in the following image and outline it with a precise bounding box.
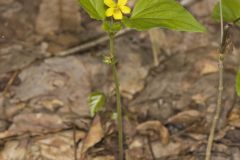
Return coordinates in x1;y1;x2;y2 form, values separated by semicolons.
167;109;202;127
136;120;169;145
81;115;104;156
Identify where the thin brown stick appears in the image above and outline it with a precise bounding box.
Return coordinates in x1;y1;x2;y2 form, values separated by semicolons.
57;29;132;57
205;1;224;159
3;70;19;97
205;54;223;160
73;125;77;160
147;136;156;160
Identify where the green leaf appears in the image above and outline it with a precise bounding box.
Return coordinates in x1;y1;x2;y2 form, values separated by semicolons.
79;0;105;20
102;21;122;33
88;92;106;117
213;0;240;26
236;70;240;96
123;0;205;32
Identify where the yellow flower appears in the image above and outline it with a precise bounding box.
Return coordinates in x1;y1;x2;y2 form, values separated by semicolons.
104;0;131;20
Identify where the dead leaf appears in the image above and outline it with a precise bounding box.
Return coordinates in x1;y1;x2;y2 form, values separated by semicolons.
61;0;81;32
201;61;218;75
0;113;67;138
1;140;28;160
152;141;182;159
167;110;202;127
29;131;84;160
87;155;115;160
36;0;60;35
81;115;104;156
136;121;169;145
191;94;207;105
126;136;154;160
228;109;240;127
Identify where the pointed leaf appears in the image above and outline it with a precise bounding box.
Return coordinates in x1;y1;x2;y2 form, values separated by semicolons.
88;92;106;117
236;70;240;96
79;0;105;20
123;0;205;32
213;0;240;26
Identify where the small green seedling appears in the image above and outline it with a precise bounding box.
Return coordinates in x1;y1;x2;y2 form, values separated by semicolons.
79;0;205;159
236;70;240;96
88;92;106;117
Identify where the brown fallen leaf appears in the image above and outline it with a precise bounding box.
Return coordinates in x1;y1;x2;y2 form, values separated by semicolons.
127;136;156;160
200;60;218;75
0;113;67;139
0;140;28;160
81;115;104;157
228;109;240;128
136;120;169;145
87;155;115;160
151;141;182;159
191;94;207;105
36;0;60;35
167;110;202;127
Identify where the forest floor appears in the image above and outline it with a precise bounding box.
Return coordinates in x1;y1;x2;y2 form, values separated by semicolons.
0;0;240;159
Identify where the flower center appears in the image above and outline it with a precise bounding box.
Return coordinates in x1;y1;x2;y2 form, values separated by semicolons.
114;7;121;13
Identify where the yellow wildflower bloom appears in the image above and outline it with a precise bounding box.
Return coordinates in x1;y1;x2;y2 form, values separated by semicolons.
104;0;131;20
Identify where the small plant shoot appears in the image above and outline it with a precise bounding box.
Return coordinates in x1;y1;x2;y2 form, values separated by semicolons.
79;0;205;159
88;92;106;117
236;71;240;96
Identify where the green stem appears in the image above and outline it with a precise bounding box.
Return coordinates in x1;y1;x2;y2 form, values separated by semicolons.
205;1;229;159
109;32;124;160
205;54;223;160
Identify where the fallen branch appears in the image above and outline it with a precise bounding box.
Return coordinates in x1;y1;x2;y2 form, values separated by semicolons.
57;29;133;57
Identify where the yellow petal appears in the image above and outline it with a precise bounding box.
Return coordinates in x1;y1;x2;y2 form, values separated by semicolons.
113;9;123;20
104;0;115;7
118;0;127;6
120;5;131;14
105;8;114;17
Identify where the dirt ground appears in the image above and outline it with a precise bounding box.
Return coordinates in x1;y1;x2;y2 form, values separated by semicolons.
0;0;240;160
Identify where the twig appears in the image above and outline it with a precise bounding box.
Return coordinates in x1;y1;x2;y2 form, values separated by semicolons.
73;125;77;160
205;0;230;158
3;70;19;97
57;29;132;57
147;136;156;160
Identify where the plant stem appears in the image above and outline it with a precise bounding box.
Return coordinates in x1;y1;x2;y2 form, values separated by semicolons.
205;1;229;159
109;32;124;160
205;54;224;160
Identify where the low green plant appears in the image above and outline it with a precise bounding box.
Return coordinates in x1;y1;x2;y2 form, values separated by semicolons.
205;0;240;160
79;0;205;159
237;70;240;96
